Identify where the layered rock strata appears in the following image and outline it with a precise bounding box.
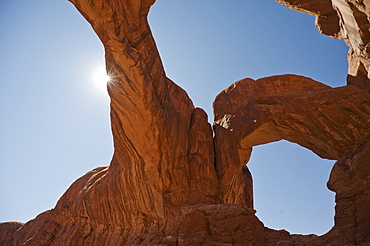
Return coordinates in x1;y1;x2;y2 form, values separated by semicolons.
1;0;370;245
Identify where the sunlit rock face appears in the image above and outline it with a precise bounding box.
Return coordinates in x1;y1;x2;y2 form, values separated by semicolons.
1;0;369;245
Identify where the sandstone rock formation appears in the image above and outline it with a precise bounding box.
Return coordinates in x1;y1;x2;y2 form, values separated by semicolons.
1;0;369;245
214;75;370;211
276;0;370;92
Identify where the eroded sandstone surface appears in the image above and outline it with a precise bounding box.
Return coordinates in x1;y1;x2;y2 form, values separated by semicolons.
1;0;370;245
277;0;370;92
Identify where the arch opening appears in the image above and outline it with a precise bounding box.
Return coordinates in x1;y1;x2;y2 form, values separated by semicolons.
247;140;335;236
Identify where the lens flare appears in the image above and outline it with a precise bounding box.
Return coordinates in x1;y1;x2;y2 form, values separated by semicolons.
93;66;110;91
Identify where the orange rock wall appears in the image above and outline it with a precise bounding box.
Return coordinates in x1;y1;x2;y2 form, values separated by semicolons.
277;0;370;92
1;0;369;245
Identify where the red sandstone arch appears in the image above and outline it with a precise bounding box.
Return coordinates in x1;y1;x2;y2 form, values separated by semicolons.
213;74;370;243
2;0;370;245
213;74;370;204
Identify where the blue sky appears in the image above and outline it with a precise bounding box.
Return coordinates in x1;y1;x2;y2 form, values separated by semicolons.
0;0;348;236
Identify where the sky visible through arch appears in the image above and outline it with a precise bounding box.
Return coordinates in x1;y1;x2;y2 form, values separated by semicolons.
0;0;348;236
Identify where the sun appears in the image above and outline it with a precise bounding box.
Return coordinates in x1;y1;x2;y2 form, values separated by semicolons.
93;66;110;91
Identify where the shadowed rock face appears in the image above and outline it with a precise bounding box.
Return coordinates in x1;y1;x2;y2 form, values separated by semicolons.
1;0;369;245
277;0;370;92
